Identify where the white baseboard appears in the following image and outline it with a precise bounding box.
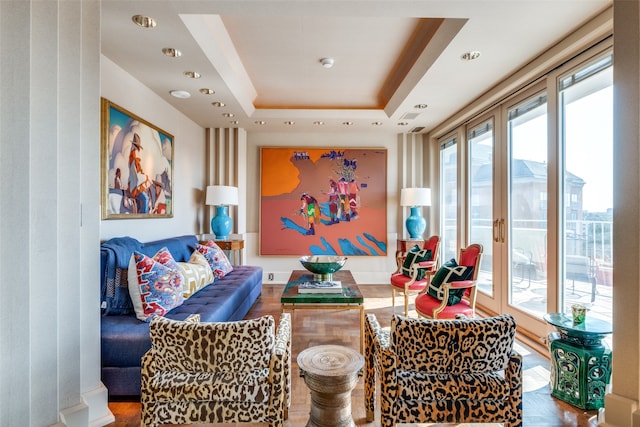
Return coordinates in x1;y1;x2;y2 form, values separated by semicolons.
52;383;114;427
84;383;114;427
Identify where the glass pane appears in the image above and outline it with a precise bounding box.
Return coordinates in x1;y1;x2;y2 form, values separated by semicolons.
507;94;548;317
440;138;457;262
560;55;613;325
468;120;494;296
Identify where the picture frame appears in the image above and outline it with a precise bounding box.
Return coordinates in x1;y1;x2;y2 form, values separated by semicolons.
100;98;174;219
260;147;387;256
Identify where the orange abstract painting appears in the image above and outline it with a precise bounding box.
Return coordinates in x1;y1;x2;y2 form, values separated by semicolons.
260;147;387;256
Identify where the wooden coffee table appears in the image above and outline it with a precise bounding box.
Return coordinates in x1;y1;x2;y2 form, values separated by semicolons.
281;270;364;353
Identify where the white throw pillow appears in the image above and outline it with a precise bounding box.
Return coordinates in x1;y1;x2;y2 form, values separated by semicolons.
177;253;215;298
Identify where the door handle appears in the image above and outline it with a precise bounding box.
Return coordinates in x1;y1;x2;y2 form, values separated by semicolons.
493;219;500;243
500;219;505;243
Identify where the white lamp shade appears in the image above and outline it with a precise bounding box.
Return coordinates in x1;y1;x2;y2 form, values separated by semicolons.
205;185;238;206
400;187;431;207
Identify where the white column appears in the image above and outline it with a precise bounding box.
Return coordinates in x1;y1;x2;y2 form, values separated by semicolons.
603;1;640;426
0;1;110;426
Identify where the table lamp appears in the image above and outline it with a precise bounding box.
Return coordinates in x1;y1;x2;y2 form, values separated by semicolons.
400;187;431;239
205;185;238;240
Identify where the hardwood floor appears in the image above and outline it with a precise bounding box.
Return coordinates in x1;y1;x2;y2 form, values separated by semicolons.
106;284;599;427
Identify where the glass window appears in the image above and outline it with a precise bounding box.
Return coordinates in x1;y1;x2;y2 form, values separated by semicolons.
468;120;494;296
507;93;548;316
440;137;458;262
559;53;613;324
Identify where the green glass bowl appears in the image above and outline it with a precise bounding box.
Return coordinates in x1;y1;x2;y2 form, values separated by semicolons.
299;255;347;275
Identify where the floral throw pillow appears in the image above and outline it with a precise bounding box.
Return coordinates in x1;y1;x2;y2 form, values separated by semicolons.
127;247;185;322
196;241;233;279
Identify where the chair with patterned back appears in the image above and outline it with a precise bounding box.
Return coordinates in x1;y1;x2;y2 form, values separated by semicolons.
415;243;483;319
141;313;291;427
364;313;522;427
389;235;440;316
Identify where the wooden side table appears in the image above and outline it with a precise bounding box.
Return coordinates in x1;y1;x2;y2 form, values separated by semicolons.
395;239;425;268
215;239;244;265
396;238;425;258
297;345;364;427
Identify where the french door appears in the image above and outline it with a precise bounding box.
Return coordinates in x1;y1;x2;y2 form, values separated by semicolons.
450;46;613;337
470;86;555;333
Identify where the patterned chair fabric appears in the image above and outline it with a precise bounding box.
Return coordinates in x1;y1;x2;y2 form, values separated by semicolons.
141;313;291;427
390;235;441;316
364;313;522;427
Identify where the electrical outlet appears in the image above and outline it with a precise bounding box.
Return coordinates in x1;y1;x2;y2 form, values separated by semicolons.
268;273;274;281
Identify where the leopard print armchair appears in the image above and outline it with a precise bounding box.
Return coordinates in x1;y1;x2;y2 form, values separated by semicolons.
141;313;291;427
365;313;522;427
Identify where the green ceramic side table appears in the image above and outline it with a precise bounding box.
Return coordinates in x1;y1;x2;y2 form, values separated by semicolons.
543;313;612;410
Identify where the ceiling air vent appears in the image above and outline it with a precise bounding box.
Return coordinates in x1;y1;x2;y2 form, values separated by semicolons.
400;112;420;120
409;127;425;133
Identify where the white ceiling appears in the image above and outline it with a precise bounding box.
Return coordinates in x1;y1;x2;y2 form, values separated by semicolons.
101;0;611;134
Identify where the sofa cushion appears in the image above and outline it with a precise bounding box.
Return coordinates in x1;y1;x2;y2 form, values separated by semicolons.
177;252;215;298
146;368;272;403
128;247;185;322
397;370;512;401
149;315;274;372
101;235;198;316
101;265;264;370
196;241;233;278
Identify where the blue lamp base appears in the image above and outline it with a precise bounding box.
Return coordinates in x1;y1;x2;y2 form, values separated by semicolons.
211;205;232;240
405;206;426;239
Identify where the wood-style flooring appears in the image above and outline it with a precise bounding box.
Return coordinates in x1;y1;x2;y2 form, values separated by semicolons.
106;284;599;427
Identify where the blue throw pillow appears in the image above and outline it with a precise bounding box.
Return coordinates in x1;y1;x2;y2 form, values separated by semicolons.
401;245;432;279
427;258;475;305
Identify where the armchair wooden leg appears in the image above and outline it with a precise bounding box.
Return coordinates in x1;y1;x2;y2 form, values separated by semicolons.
404;293;409;316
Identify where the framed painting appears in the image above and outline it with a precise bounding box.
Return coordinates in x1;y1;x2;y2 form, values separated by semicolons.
100;98;174;219
260;147;387;256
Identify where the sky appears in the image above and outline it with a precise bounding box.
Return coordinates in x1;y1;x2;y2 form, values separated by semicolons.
511;86;613;213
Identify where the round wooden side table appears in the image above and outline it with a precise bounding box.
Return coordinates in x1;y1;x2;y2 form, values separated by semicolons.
297;344;364;427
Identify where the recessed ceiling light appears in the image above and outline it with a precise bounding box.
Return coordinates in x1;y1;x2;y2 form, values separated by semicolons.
320;57;334;68
199;88;215;95
169;90;190;99
372;121;383;126
222;113;234;118
211;101;226;107
184;71;201;79
255;120;266;125
132;15;157;28
284;121;295;125
342;121;353;126
414;104;428;109
230;120;239;125
397;122;409;126
313;121;324;126
161;47;181;57
461;51;481;61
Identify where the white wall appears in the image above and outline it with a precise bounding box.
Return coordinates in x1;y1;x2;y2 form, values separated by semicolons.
604;2;640;426
100;56;207;242
244;132;425;284
100;56;429;283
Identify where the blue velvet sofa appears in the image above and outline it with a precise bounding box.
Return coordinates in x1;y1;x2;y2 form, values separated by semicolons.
100;234;263;397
